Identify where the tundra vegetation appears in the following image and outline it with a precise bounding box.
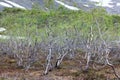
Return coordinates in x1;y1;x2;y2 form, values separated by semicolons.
0;6;120;79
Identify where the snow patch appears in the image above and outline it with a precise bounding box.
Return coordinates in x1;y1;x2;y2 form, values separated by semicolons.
84;4;89;7
117;3;120;6
0;27;25;39
55;0;79;10
0;2;12;7
4;0;26;9
0;35;25;39
90;0;113;8
0;28;6;32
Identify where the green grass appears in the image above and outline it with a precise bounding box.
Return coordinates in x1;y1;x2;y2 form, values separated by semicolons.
0;7;120;42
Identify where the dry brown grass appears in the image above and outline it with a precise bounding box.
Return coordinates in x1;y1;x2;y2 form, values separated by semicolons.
0;54;119;80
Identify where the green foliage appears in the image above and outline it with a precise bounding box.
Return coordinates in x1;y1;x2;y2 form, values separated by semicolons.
2;8;25;14
0;7;120;41
112;15;120;23
32;2;43;10
43;0;54;9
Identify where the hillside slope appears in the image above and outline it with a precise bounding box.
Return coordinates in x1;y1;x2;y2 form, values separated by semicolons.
0;0;120;14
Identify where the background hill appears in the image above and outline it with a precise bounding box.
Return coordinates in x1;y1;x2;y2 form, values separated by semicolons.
0;0;120;14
